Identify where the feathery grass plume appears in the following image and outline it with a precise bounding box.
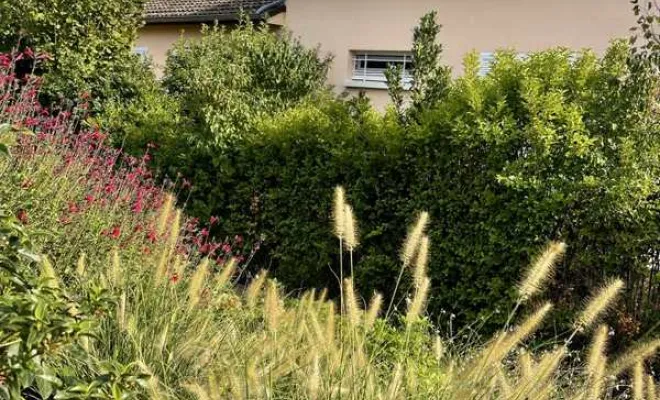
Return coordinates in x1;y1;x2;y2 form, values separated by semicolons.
325;302;336;345
514;348;565;398
588;354;607;400
343;203;359;252
575;279;624;331
166;209;181;253
519;352;533;380
493;303;553;362
108;247;121;286
496;366;512;397
215;257;237;288
155;324;169;355
332;186;346;240
264;280;281;332
188;258;210;308
634;362;645;400
308;354;320;400
609;339;660;376
406;276;431;325
174;255;186;278
400;211;430;267
154;245;170;287
137;360;164;400
246;270;268;308
41;256;59;289
587;325;609;378
647;375;656;400
386;363;403;400
157;193;174;236
413;235;429;289
117;291;126;331
434;335;445;362
365;292;383;329
518;241;565;301
183;383;211;400
76;252;86;278
343;278;361;327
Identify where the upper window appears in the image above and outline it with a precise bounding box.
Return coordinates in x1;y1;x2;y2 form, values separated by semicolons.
134;47;149;58
479;52;528;76
351;52;413;86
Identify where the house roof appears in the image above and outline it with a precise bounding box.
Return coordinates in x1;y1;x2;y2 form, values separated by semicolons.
144;0;285;24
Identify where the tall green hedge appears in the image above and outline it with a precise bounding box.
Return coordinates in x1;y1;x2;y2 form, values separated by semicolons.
197;43;660;334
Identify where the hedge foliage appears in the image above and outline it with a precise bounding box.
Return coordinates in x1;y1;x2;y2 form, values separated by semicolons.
0;0;149;107
184;42;660;333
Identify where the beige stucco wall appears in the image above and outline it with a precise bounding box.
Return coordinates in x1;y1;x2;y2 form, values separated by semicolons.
137;24;204;73
137;1;636;109
284;0;636;110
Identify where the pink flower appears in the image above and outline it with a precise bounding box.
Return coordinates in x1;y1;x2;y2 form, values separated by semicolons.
68;202;79;214
209;216;219;226
108;225;121;239
16;209;28;225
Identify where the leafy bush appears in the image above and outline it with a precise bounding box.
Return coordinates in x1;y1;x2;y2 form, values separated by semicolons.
162;21;331;148
0;0;147;105
197;41;660;336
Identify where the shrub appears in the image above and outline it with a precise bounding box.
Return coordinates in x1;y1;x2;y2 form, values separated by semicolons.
196;41;660;337
162;21;331;148
0;0;147;105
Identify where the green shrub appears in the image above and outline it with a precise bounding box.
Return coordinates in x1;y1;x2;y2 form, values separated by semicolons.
197;42;660;335
162;21;331;148
0;0;148;105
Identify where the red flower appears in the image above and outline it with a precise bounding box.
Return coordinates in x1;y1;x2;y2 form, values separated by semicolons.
169;273;180;284
108;225;121;239
146;229;157;243
209;216;219;226
200;228;209;237
16;209;28;225
68;202;79;213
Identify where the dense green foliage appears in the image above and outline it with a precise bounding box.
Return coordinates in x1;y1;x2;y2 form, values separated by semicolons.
0;0;148;105
191;42;660;335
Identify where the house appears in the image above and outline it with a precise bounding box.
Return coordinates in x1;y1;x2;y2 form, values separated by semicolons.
138;0;635;109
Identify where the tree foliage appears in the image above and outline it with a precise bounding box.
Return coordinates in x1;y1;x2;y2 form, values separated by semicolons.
0;0;147;104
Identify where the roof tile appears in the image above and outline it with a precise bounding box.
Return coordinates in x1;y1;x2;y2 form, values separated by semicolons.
145;0;279;23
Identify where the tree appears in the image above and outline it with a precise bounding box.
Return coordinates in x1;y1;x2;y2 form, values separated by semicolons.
0;0;147;104
385;11;451;123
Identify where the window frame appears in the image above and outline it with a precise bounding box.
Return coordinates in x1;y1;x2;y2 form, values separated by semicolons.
347;51;414;90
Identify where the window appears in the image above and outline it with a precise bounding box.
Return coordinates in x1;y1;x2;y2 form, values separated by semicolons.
349;52;413;89
479;52;528;76
134;46;149;58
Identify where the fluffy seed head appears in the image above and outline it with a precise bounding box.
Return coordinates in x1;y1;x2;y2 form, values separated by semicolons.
414;235;429;289
609;339;660;376
633;362;645;400
587;325;609;378
246;270;268;308
365;292;383;329
575;279;624;331
76;253;87;278
518;242;565;301
41;257;59;289
494;303;553;362
401;211;429;266
343;278;361;327
406;276;431;325
343;203;359;251
332;186;346;240
264;281;281;331
188;258;210;308
157;194;175;236
215;257;237;288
